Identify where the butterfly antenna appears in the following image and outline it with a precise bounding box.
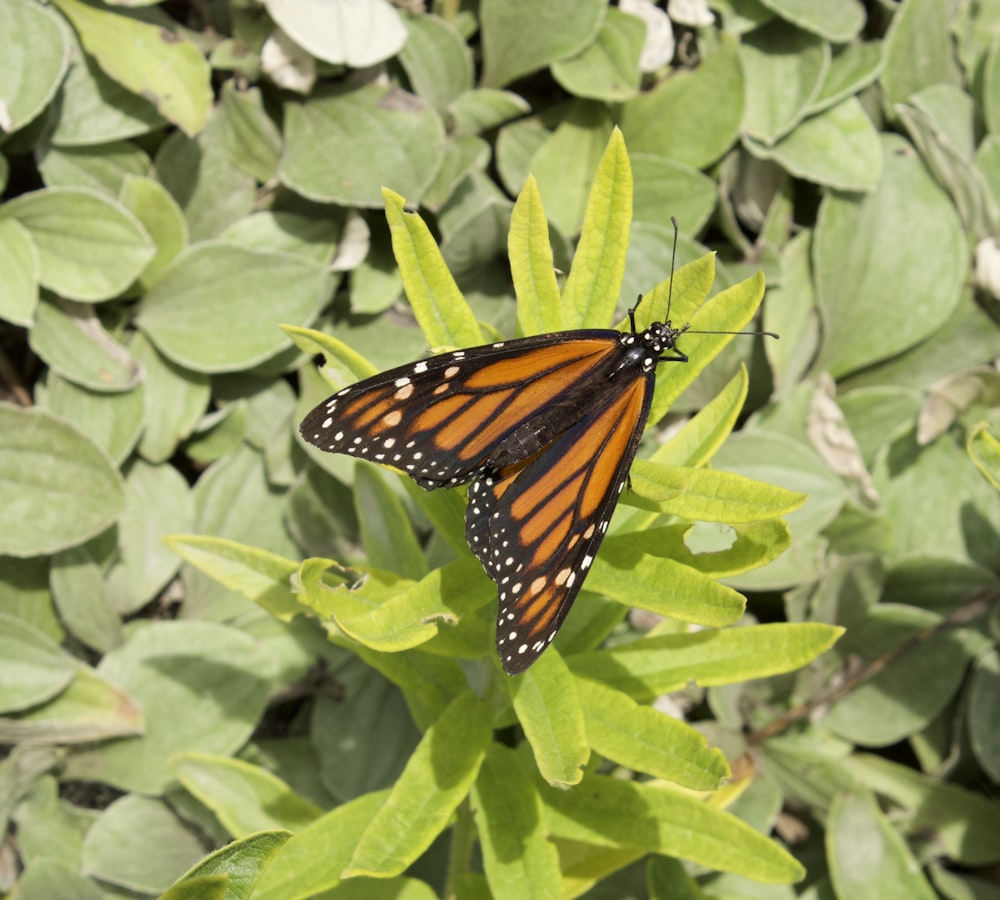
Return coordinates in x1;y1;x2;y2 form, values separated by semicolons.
686;327;780;339
665;216;679;323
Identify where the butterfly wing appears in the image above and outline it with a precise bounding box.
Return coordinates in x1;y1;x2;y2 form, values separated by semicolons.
466;373;656;674
300;333;623;489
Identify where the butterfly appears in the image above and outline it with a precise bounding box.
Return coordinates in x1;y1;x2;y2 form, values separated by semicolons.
301;274;775;674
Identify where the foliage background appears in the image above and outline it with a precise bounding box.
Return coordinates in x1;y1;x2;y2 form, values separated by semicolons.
2;0;1000;897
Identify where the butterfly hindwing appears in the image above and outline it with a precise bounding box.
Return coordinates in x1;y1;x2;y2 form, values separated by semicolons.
466;374;656;674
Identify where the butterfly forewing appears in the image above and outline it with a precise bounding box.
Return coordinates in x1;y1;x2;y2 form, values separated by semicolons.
467;375;656;674
300;333;622;489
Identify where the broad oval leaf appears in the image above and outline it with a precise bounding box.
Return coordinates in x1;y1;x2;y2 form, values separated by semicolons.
620;34;743;169
81;795;206;894
813;143;969;377
0;187;154;302
266;0;406;67
0;0;69;133
480;0;606;88
136;242;332;373
0;613;76;713
0;404;125;557
52;0;212;136
62;620;276;794
756;0;865;42
280;85;446;208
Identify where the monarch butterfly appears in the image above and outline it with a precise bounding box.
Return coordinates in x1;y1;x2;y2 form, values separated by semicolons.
301;254;775;674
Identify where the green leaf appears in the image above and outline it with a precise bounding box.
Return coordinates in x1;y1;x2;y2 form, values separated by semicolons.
509;651;588;787
551;7;645;102
219;83;282;184
424;138;490;213
81;795;206;895
173;753;322;837
620;34;743;168
648;269;766;425
0;0;70;133
42;375;142;468
984;35;1000;138
248;790;388;899
164;535;300;622
810;41;884;115
352;648;468;732
740;19;829;144
355;462;428;582
399;12;473;114
382;188;482;347
605;520;793;580
50;543;123;653
968;423;1000;489
541;773;805;883
969;647;1000;781
37;140;151;197
563;127;633;329
100;460;190;614
827;787;937;900
48;37;164;145
628;462;807;522
0;217;39;326
570;622;844;700
156;117;256;241
131;331;209;464
310;657;423;803
0;662;142;745
16;859;111;900
137;242;331;373
711;428;848;540
824;605;974;747
646;857;706;900
480;0;605;88
450;89;531;138
576;677;730;789
528;101;616;238
281;86;446;208
631;154;718;236
756;0;865;42
52;0;212;136
0;187;154;301
266;0;406;67
471;745;562;899
343;691;492;878
745;97;883;191
649;367;748;468
586;553;746;628
763;230;819;399
510;175;563;335
304;558;492;656
846;753;1000;866
399;476;469;560
62;621;275;794
0;613;75;713
897;85;997;239
881;0;962;111
873;428;1000;565
29;297;140;392
0;404;125;557
166;830;293;900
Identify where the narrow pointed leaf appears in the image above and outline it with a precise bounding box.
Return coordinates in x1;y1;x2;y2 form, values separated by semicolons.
343;691;492;878
509;650;588;787
382;188;482;348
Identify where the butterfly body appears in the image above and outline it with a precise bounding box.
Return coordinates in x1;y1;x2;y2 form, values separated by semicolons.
301;315;691;674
